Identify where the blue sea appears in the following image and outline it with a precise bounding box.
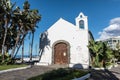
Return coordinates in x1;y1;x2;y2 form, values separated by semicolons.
15;55;39;58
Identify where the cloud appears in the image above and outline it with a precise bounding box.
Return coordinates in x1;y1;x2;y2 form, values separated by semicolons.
97;17;120;41
110;17;120;25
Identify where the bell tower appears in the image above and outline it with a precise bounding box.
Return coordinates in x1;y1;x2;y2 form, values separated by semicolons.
75;12;88;30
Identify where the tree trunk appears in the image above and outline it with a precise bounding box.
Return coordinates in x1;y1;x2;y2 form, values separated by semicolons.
30;32;34;61
95;53;99;67
11;32;20;58
13;34;26;58
22;40;24;63
29;42;31;60
2;19;8;61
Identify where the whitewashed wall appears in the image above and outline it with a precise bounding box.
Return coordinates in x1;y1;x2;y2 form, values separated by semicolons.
37;13;90;69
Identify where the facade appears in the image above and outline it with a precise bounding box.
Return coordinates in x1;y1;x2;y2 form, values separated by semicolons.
103;36;120;50
37;12;92;68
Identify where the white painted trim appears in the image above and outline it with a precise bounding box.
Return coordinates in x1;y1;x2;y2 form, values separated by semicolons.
35;62;49;66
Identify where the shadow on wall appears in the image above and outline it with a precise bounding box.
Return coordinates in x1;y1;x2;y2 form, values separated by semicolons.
73;63;83;69
39;31;50;61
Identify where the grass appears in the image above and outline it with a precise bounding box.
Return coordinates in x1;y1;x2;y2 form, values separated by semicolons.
28;68;89;80
0;64;28;70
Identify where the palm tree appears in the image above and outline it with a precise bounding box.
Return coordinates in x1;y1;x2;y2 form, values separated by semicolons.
11;0;41;58
0;0;16;60
88;40;104;67
114;43;120;61
0;0;41;64
105;48;114;63
30;31;35;61
88;40;115;68
21;39;24;63
117;42;120;51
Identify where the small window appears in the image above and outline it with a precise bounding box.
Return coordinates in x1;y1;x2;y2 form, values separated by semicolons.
80;15;82;18
113;40;116;43
79;20;84;29
118;40;120;43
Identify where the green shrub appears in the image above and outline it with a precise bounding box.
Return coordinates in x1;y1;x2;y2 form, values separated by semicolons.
28;68;89;80
0;53;13;65
105;62;113;67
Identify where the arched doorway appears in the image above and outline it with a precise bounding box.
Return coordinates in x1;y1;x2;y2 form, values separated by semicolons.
53;41;69;64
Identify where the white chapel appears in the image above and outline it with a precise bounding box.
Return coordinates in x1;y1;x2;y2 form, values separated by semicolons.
37;12;93;69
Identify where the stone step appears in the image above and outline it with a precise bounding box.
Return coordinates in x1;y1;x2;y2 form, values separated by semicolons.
48;64;69;69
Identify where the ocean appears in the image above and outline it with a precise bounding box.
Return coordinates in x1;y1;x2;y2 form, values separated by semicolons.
15;55;39;58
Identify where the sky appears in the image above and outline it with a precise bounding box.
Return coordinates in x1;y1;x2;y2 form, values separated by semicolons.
11;0;120;55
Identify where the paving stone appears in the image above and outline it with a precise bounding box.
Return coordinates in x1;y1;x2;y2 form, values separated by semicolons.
0;65;120;80
89;64;120;80
0;66;53;80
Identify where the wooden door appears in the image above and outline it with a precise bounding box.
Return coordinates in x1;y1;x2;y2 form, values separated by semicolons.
54;42;68;64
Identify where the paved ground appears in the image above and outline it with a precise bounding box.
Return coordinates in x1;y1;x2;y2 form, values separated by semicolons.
89;64;120;80
0;64;120;80
0;66;53;80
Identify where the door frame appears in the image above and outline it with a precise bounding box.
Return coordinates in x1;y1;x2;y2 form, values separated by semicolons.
52;40;70;64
